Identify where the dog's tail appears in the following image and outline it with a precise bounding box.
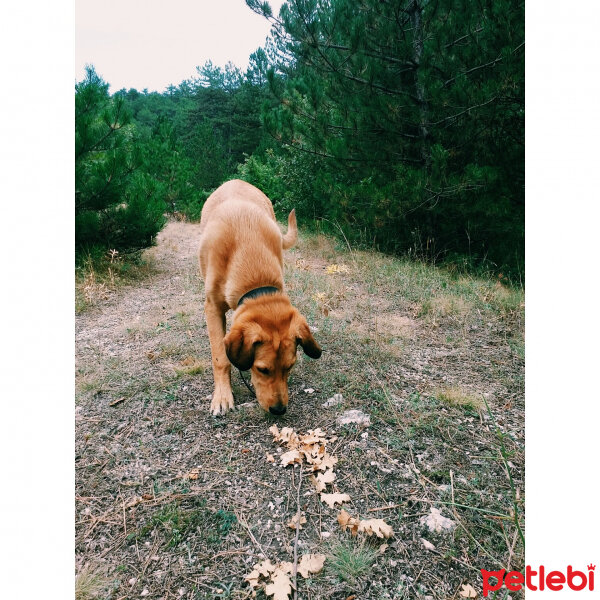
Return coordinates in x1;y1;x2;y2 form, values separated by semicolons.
282;209;298;249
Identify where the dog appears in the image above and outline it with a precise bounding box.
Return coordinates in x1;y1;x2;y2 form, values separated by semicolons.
198;179;322;416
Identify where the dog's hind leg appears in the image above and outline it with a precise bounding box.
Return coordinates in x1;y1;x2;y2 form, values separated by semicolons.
204;299;234;415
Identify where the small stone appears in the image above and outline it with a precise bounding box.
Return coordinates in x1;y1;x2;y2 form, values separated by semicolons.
322;393;343;408
337;409;370;427
420;507;456;533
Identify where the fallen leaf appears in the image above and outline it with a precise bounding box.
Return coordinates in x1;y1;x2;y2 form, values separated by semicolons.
379;543;388;554
320;492;351;509
109;396;125;407
337;510;393;538
358;518;394;539
314;452;338;472
303;388;315;394
316;468;336;487
297;553;326;578
244;569;261;590
325;263;349;274
287;512;307;530
255;559;277;577
280;450;302;467
337;509;360;536
459;583;477;598
266;453;275;463
311;475;326;493
264;568;293;600
187;469;199;480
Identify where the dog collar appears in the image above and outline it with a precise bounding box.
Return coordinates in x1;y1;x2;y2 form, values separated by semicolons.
238;286;281;306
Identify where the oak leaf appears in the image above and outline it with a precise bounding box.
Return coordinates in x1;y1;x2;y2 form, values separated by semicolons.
337;509;393;538
287;512;307;530
264;568;293;600
316;468;336;487
297;553;326;578
358;518;394;539
280;450;302;467
459;583;477;598
320;492;351;509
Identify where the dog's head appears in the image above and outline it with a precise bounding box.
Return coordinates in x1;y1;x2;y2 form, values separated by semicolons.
223;296;322;415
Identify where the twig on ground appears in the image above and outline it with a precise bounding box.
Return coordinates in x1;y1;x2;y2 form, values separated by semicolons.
292;463;303;600
236;510;268;558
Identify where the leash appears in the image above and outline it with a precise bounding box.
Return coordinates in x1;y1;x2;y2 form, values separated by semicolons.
238;368;256;397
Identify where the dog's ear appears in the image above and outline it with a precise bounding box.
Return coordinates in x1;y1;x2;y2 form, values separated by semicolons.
295;316;322;359
224;324;261;370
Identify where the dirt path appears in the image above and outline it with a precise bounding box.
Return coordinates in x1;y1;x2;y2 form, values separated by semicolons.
76;222;525;599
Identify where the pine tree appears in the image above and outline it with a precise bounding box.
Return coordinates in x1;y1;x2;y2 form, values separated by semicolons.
247;0;524;275
75;66;166;252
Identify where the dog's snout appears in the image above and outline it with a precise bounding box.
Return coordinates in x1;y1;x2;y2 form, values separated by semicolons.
269;403;287;416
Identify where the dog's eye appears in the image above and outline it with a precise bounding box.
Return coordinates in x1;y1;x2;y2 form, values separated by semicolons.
257;367;270;375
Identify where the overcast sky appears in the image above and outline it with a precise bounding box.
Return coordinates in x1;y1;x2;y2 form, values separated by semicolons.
76;0;285;92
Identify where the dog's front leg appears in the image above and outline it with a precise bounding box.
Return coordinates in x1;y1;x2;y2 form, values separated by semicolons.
204;299;234;415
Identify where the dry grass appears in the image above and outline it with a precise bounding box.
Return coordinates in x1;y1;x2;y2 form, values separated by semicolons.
75;564;108;600
75;249;156;313
435;385;484;412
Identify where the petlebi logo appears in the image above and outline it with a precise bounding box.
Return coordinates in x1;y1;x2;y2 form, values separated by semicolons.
481;564;595;596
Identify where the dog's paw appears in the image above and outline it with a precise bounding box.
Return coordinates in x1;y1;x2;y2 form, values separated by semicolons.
210;388;234;416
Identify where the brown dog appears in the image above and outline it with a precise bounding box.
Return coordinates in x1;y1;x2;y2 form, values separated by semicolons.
198;180;322;416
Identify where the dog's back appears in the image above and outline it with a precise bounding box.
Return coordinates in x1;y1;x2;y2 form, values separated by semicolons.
199;180;297;307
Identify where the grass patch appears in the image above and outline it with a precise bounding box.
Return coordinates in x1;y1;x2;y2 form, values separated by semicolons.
129;498;237;549
327;539;377;585
435;386;484;412
75;564;109;600
174;356;209;376
75;248;155;313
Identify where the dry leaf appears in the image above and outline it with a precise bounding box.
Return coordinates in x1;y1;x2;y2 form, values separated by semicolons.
266;453;275;463
255;559;277;577
315;453;338;471
297;554;326;578
379;543;388;554
459;583;477;598
338;509;393;538
280;450;302;467
325;263;349;274
311;475;326;493
245;569;262;590
109;396;125;407
320;492;351;509
315;468;336;487
337;509;360;536
358;518;394;539
264;568;293;600
187;469;199;480
287;512;307;530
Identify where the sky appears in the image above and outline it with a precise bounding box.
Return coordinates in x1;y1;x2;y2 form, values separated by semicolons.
76;0;286;92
